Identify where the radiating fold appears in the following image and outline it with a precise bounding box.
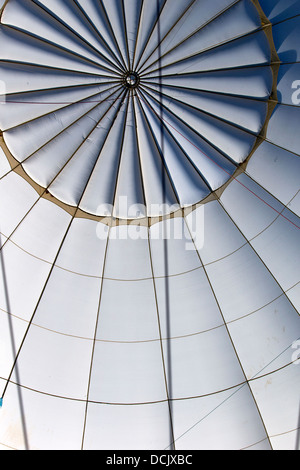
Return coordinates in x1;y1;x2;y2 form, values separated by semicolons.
0;0;275;216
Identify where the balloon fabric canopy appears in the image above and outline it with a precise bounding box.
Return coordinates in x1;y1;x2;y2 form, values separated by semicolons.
0;0;299;450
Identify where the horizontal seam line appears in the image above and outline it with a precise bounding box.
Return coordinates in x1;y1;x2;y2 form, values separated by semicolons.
0;282;298;342
1;190;299;280
1;360;296;405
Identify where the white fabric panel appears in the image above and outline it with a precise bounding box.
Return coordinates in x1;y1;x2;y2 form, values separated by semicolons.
0;240;53;321
154;268;222;339
32;0;120;72
0;382;86;450
10;198;71;262
162;326;245;398
139;0;243;73
136;0;196;71
96;279;158;343
48;95;123;207
113;97;146;218
277;62;300;105
144;31;271;77
288;191;300;218
3;86;119;162
123;0;143;66
138;94;211;205
101;0;129;67
142;89;257;165
145;84;267;133
266;104;300;156
227;295;300;379
205;244;282;322
1;84;117;132
259;0;300;22
149;218;201;277
105;225;151;280
139;91;234;196
11;324;93;399
1;0;120;73
171;385;270;450
0;309;27;383
55;218;107;277
148;66;273;99
0;25;105;75
271;430;299;451
79;99;128;216
189;200;245;265
151;124;235;194
250;365;300;450
83;401;171;450
0;173;38;237
143;0;261;74
285;283;300;313
133;96;178;215
0;61;108;95
88;340;166;404
33;266;100;339
133;0;166;70
221;175;300;291
271;16;300;63
76;0;126;68
220;173;285;239
251;208;300;290
22;92;121;188
247;141;300;212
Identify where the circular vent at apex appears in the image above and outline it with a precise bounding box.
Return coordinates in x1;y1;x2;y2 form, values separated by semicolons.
0;0;276;219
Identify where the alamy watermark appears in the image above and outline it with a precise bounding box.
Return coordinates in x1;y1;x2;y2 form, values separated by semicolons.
292;340;300;365
95;197;205;251
292;80;300;105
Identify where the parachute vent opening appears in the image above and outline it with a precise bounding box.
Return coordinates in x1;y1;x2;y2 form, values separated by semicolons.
123;71;140;89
